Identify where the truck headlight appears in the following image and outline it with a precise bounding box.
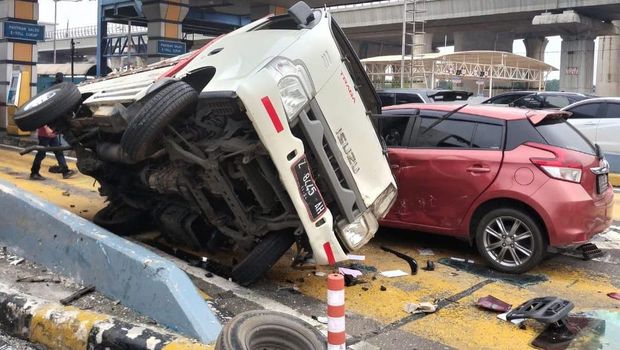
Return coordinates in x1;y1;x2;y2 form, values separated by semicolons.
265;57;315;121
339;211;379;251
372;184;397;219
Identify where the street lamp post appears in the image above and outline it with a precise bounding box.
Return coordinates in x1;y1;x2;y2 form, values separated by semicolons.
52;0;85;64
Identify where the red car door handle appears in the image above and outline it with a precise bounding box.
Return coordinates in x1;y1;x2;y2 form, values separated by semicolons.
466;166;491;173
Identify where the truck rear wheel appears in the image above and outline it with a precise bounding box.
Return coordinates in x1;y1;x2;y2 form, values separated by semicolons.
120;81;197;162
14;82;81;131
231;231;295;286
215;310;326;350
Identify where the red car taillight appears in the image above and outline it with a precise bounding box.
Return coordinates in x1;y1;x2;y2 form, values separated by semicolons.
527;142;583;183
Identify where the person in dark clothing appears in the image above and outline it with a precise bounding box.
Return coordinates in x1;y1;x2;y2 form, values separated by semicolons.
30;126;76;180
29;72;76;180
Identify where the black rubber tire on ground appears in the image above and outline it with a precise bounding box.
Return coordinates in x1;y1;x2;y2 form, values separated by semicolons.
120;81;197;162
14;82;81;131
475;207;547;274
93;201;149;235
231;232;295;286
215;310;326;350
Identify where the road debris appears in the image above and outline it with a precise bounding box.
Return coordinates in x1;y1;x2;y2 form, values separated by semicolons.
422;260;435;271
498;312;525;326
9;258;24;266
380;270;409;278
338;267;363;278
476;295;512;312
403;302;437;314
61;190;70;197
16;276;61;283
60;285;96;305
380;246;418;274
314;271;326;277
278;285;301;294
380;285;387;291
417;248;435;256
607;292;620;300
347;254;366;261
311;315;328;324
439;258;548;286
450;257;474;263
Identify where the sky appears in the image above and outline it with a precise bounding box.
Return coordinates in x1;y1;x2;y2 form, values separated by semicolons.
38;0;595;81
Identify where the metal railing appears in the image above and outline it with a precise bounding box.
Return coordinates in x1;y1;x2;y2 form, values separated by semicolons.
45;24;147;40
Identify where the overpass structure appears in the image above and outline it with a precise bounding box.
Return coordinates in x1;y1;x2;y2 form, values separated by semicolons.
330;0;620;95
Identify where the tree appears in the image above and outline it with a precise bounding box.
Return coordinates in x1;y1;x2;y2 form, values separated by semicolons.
545;79;560;91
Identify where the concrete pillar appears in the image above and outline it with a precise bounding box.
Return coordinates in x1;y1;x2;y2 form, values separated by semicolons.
142;0;190;64
596;24;620;96
560;34;595;94
412;33;433;56
0;0;40;130
454;31;513;52
523;37;548;61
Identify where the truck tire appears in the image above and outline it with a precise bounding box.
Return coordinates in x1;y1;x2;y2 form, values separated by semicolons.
14;82;81;131
120;81;197;161
231;231;295;286
215;310;326;350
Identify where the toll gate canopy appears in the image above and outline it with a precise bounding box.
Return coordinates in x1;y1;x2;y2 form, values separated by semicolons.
361;51;558;97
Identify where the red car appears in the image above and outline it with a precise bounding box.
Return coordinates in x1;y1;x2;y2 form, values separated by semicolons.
379;104;614;273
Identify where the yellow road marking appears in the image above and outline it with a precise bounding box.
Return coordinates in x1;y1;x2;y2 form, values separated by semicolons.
163;339;215;350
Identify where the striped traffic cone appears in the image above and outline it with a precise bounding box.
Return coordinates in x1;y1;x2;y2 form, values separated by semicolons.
327;273;345;350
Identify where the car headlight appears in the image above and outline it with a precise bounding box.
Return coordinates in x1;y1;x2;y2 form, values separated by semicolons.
265;57;315;121
339;211;379;251
372;184;397;219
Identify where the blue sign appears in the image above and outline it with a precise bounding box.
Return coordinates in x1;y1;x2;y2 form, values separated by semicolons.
157;40;186;56
3;21;45;42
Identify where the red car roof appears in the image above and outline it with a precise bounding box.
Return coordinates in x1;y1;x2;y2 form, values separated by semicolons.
383;103;570;124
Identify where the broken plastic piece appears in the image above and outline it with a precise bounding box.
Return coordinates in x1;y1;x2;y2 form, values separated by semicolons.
380;270;408;278
347;254;365;261
403;302;437;314
381;246;418;274
577;243;604;260
476;295;512;313
498;312;525;326
450;257;474;263
422;260;435;271
9;258;24;266
507;297;574;327
607;292;620;300
380;285;387;291
314;271;327;277
417;248;434;256
338;267;362;278
311;315;328;324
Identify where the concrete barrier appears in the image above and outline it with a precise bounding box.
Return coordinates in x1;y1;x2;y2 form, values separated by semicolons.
0;179;221;343
0;289;214;350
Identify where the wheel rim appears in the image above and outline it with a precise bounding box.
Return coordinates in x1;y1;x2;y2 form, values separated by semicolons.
483;216;534;268
23;89;58;112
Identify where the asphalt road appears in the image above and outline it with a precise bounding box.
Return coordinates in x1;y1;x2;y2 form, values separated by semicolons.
1;146;619;350
0;332;37;350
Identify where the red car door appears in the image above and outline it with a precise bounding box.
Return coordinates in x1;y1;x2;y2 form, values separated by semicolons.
388;113;504;234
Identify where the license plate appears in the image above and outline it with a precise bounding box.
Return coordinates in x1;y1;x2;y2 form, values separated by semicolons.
292;156;327;220
597;174;608;194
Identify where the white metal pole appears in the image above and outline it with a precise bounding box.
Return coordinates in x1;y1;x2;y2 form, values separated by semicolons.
400;0;407;88
53;0;57;64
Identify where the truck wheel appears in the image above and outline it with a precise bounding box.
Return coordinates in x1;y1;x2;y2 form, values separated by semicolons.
231;231;295;286
93;201;149;235
14;82;81;131
475;207;546;273
215;310;326;350
120;81;197;161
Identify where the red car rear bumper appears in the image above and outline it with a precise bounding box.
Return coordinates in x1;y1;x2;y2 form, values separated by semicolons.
532;181;614;247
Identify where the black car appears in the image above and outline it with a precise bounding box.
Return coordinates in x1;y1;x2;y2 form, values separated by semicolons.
482;91;594;109
377;88;472;107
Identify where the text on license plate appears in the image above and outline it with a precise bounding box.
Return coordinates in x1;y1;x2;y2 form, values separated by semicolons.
292;156;327;220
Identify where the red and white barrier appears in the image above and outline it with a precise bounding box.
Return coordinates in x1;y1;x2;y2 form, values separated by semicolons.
327;273;346;350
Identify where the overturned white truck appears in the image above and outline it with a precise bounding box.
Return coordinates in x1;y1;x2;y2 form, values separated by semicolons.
15;2;396;285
